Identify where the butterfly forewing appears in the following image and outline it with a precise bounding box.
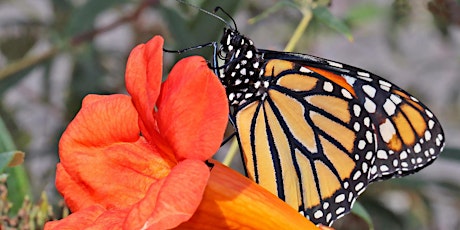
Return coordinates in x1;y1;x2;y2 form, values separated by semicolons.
265;51;446;181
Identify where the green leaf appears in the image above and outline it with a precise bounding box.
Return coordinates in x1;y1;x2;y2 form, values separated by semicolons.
351;201;374;230
0;21;39;61
0;151;24;171
0;116;31;214
0;117;15;152
313;6;353;41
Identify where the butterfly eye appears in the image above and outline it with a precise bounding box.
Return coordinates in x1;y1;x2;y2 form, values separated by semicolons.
217;47;227;59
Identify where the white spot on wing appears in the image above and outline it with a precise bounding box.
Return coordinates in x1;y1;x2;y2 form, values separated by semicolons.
364;97;376;113
414;143;421;153
335;194;346;203
426;109;434;118
390;94;402;105
353;171;362;180
299;66;312;73
358;140;367;150
327;61;343;68
380;165;389;172
314;210;323;219
379;80;392;87
379;119;396;143
326;213;332;223
366;131;373;143
344;75;356;86
424;130;431;141
365;151;373;160
380;85;390;91
355;182;364;191
358;71;370;77
323;81;333;92
336;207;345;215
353;104;361;117
377;150;388;159
362;162;368;173
363;85;377;98
354;122;361;131
364;117;371;127
383;98;397;116
341;89;353;99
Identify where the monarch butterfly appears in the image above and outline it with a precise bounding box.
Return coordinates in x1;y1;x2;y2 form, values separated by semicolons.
165;4;445;225
203;13;446;226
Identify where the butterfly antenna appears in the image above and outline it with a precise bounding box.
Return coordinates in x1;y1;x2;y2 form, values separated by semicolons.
214;6;237;31
175;0;231;28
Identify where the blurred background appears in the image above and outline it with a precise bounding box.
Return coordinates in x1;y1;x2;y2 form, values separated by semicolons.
0;0;459;229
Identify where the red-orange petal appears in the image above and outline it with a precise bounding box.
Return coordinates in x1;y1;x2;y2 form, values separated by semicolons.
125;159;210;229
175;160;319;230
44;205;106;230
58;94;172;212
156;56;229;161
55;163;97;212
125;36;163;143
87;208;129;230
52;160;210;230
60;94;140;152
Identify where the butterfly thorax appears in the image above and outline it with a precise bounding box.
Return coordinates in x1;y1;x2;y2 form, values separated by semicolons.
218;28;269;110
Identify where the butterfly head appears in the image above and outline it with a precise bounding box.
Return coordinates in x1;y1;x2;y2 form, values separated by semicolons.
218;28;269;110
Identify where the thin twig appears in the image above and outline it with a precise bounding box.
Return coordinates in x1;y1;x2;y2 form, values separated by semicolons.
284;9;313;52
0;0;159;82
71;0;159;46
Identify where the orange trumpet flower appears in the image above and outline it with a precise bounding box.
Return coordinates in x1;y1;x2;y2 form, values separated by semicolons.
45;36;319;230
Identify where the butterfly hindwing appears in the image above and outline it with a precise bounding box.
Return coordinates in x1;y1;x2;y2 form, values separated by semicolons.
235;59;377;225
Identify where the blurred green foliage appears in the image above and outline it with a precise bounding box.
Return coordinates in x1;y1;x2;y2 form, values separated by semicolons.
0;0;459;229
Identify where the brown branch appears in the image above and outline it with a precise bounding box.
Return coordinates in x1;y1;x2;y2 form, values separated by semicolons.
71;0;160;46
0;0;160;82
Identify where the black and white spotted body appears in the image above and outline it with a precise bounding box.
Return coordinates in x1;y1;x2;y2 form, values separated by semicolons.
218;28;268;109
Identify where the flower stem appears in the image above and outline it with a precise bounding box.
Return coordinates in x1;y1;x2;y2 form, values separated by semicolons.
284;9;313;52
0;48;58;81
223;139;239;166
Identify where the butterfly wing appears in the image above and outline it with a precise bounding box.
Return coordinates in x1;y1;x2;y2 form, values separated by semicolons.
234;50;445;226
234;58;376;225
261;50;445;181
